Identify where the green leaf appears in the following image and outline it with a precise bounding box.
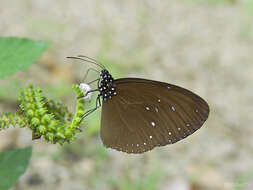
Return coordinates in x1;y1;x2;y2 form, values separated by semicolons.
0;146;32;190
0;37;50;79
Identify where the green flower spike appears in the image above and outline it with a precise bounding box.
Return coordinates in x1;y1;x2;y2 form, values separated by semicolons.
0;84;86;145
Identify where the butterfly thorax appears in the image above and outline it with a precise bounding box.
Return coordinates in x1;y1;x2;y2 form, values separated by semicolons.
99;69;116;102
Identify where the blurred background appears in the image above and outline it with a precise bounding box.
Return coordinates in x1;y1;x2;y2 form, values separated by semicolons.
1;0;253;189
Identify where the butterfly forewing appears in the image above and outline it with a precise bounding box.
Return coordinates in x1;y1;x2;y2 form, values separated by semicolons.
100;78;209;153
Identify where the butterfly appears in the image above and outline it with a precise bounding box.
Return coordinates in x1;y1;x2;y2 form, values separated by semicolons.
67;55;210;154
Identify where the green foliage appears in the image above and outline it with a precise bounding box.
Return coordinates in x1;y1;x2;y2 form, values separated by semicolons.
0;147;32;190
0;37;50;79
0;112;28;130
0;84;85;145
0;36;89;189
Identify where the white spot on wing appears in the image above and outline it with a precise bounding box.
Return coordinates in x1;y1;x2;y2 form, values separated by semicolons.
158;99;161;102
155;107;159;112
178;128;181;131
151;122;156;127
168;132;171;135
146;106;150;110
149;136;152;139
171;106;176;111
144;142;147;145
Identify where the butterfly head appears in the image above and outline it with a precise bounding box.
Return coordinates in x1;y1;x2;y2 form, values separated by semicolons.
100;69;114;83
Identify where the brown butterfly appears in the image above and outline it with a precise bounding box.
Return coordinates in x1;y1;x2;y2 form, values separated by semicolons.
67;56;209;154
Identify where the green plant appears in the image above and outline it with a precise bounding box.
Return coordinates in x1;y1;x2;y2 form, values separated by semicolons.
0;84;85;144
0;147;32;190
0;37;50;79
0;37;85;143
0;36;86;189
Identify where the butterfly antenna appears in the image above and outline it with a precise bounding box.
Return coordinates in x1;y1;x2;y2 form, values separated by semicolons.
77;55;99;63
66;56;105;70
77;55;106;69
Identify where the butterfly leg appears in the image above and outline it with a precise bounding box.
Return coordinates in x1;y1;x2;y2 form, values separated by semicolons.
78;89;99;99
82;68;100;82
87;78;100;85
80;95;102;122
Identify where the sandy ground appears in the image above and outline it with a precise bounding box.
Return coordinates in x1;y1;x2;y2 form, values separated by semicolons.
1;1;253;190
